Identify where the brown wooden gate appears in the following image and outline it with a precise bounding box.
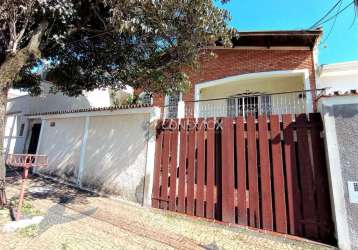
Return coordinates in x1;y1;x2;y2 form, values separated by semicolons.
152;113;335;244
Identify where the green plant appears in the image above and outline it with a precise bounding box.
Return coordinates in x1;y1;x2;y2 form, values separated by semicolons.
9;198;42;216
19;224;38;237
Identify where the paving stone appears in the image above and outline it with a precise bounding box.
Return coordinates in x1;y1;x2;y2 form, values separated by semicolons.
0;176;336;250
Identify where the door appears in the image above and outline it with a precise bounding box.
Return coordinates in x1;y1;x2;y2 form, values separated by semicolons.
228;94;272;117
227;95;259;117
27;123;41;154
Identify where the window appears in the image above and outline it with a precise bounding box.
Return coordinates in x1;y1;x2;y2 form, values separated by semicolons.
139;92;153;105
18;124;25;136
227;94;271;117
354;182;358;192
166;92;181;119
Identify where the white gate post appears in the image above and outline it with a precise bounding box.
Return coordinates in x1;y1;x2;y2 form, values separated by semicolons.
142;107;161;207
318;96;358;250
77;116;90;188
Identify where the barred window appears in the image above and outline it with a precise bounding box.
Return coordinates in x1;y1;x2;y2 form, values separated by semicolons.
139;92;153;105
166;92;181;119
227;93;271;117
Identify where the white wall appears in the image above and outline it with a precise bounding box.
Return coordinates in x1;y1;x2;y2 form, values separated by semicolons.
81;114;149;202
318;96;358;250
3;115;27;155
4;81;113;155
199;75;304;100
36;107;160;205
6;81;111;116
194;70;312;117
84;88;111;107
319;61;358;92
38;117;85;184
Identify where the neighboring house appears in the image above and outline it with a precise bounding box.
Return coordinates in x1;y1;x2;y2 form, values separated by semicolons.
4;81;132;156
318;60;358;92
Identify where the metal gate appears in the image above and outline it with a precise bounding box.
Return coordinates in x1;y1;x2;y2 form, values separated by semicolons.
151;113;335;244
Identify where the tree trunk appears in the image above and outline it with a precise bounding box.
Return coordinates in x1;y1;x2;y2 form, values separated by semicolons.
0;49;38;207
0;21;48;207
0;85;8;207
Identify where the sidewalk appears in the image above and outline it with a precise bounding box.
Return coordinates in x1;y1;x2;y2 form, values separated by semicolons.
0;172;336;250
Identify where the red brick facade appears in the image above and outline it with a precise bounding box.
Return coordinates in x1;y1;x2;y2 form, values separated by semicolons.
150;48;317;106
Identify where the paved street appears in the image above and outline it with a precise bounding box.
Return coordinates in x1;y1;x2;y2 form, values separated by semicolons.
0;173;336;250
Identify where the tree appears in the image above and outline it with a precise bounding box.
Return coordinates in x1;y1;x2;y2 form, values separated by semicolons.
0;0;234;206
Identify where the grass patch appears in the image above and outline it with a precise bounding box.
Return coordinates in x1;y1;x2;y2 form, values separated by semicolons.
19;224;38;237
0;208;9;217
61;242;69;250
9;197;43;216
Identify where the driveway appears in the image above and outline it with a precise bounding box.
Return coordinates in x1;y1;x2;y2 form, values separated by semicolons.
0;171;335;250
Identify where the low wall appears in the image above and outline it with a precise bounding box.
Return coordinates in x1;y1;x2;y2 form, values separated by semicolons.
35;107;160;205
319;96;358;250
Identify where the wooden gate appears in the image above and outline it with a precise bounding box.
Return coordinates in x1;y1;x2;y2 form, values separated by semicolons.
152;113;335;244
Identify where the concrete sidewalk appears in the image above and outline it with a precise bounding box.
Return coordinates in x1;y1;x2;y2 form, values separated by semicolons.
1;173;336;250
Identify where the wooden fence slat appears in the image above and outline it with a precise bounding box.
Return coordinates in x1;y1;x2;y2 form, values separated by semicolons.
282;114;302;236
169;120;179;211
270;115;287;234
206;118;215;219
309;113;333;242
186;118;196;215
221;117;235;223
216;124;222;220
296;114;318;239
258;115;273;230
236;116;247;225
152;120;163;208
247;115;260;228
177;119;187;213
151;113;334;245
196;118;205;217
160;120;171;209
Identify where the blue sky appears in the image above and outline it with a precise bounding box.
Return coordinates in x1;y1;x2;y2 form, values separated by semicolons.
217;0;358;65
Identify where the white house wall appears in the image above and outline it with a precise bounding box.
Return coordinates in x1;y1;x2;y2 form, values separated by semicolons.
37;117;85;184
81;114;149;203
36;110;156;204
196;75;306;117
199;75;304;100
3;115;27;155
82;88;111;107
319;61;358;92
4;82;113;155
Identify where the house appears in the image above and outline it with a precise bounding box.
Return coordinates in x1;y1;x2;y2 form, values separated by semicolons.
136;29;323;119
6;28;358;249
4;81;132;156
5;28;339;241
318;60;358;92
4;29;324;201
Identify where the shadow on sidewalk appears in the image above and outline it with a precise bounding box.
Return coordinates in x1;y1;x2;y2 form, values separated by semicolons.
6;167;98;206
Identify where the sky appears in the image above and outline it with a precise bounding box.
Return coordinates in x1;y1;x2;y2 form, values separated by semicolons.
216;0;358;65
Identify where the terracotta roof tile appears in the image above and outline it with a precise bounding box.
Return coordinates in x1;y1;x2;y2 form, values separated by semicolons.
24;103;153;117
318;89;358;99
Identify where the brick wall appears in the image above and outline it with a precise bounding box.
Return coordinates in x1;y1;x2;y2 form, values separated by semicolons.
151;48;316;106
